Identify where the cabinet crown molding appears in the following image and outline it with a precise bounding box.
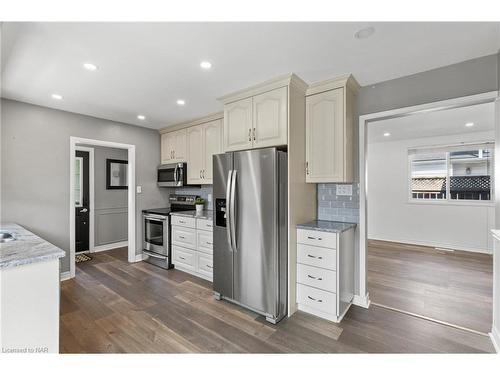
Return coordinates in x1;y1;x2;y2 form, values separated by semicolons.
218;73;308;105
306;74;360;96
159;112;223;134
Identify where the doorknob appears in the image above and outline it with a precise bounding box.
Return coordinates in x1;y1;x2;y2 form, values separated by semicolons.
80;208;88;213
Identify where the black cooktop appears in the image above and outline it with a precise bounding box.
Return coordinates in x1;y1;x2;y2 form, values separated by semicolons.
142;207;171;215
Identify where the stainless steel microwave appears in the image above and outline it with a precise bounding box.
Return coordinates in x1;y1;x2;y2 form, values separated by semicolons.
157;163;187;187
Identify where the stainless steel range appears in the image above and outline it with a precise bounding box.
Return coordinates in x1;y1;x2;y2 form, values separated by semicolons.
142;194;197;270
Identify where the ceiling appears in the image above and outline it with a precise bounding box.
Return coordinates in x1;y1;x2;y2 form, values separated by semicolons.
368;102;495;143
2;22;499;130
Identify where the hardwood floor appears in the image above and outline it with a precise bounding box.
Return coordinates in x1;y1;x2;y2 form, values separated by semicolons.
367;240;493;334
60;247;495;353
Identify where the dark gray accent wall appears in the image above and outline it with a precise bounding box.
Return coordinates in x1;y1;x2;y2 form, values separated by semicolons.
358;54;498;116
0;99;170;272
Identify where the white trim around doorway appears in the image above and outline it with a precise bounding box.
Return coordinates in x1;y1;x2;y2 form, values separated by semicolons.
356;90;498;309
69;136;137;279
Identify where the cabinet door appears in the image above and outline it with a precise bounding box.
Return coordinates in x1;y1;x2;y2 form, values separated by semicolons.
172;129;187;162
161;133;174;164
186;126;204;184
252;87;287;148
223;97;253;152
306;88;345;182
202;119;222;184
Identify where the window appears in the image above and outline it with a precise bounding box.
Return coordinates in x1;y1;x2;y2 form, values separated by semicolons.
75;157;83;207
409;143;494;202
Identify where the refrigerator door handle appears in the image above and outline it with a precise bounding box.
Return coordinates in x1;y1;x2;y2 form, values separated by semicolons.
226;170;233;252
230;169;237;252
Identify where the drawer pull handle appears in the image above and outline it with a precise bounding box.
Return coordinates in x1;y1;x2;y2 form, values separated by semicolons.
307;236;322;240
179;256;186;260
307;274;322;281
307;254;323;259
307;296;323;303
179;236;185;239
207;224;212;227
207;265;213;269
207;242;213;245
179;220;186;223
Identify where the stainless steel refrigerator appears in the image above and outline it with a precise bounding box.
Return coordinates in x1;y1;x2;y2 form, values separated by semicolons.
213;147;287;324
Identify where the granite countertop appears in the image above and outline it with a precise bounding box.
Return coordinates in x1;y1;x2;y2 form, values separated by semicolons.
0;223;65;270
171;210;213;221
297;220;357;233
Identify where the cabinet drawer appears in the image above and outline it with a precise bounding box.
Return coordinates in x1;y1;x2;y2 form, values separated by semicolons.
197;253;213;279
171;215;196;228
297;229;337;249
197;219;213;232
297;283;337;316
171;226;196;249
297;244;336;271
197;230;213;254
297;263;337;293
172;246;196;271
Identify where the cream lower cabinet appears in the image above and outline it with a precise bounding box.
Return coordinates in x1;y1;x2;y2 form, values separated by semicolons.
305;75;359;183
223;87;288;152
161;129;187;164
296;226;355;323
171;215;213;281
187;119;222;184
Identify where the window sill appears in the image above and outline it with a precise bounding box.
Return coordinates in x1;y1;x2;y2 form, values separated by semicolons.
407;199;494;207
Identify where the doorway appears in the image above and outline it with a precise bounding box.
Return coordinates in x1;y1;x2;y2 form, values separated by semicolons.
69;136;136;279
358;92;498;336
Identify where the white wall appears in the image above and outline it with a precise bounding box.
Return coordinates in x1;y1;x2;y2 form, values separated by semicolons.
368;131;495;254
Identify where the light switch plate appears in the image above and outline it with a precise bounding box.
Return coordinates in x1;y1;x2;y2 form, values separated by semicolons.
136;186;142;194
336;184;352;196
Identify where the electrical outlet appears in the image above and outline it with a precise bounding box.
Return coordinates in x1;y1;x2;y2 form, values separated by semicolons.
336;184;352;196
136;186;142;194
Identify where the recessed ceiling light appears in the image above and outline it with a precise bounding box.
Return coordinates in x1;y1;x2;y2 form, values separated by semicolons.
51;94;63;100
200;61;212;70
176;99;186;106
137;115;146;120
355;26;375;39
83;62;98;71
383;132;391;137
465;122;475;127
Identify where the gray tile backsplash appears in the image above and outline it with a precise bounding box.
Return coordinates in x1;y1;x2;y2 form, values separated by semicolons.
317;183;360;223
174;185;213;210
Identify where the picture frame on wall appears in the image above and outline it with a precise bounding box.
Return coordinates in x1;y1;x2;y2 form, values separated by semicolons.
106;159;128;190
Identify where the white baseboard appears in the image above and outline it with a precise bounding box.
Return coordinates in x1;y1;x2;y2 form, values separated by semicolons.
368;236;492;254
92;240;128;253
352;293;371;309
60;271;72;281
490;326;500;353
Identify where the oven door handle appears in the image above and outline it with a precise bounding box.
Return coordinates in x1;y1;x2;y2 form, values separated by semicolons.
143;213;168;221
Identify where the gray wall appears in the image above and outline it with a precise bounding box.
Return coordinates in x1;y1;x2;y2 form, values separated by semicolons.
358;54;498;116
92;145;128;246
1;99;170;272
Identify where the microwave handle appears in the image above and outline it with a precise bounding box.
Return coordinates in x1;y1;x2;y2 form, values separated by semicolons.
174;164;179;184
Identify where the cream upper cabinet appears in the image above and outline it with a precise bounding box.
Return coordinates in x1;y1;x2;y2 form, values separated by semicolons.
172;129;187;163
224;97;253;152
161;132;175;164
186;119;222;185
187;126;204;184
202;119;222;184
253;87;288;148
306;88;345;182
305;76;358;183
161;129;187;164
